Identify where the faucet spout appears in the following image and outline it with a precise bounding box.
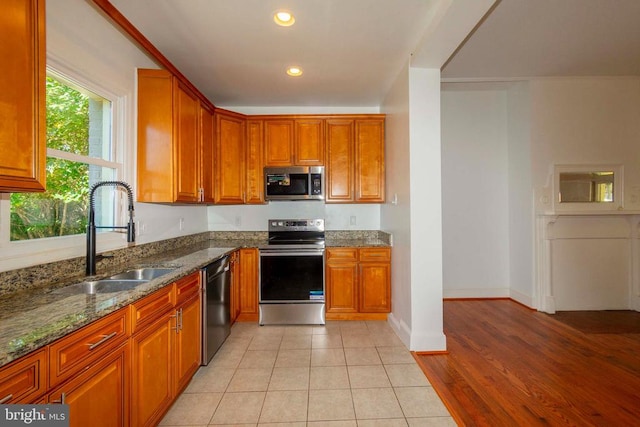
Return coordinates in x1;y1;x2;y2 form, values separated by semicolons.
86;180;135;276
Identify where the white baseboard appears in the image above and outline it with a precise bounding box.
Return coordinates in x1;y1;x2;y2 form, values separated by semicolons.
509;289;534;308
443;287;510;299
388;312;447;352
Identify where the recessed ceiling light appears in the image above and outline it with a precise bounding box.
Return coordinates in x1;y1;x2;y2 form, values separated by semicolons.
274;10;295;27
286;66;303;77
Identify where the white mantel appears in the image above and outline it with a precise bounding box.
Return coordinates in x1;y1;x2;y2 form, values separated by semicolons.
535;212;640;313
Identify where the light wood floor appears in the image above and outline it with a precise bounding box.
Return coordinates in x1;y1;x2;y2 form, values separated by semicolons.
414;299;640;427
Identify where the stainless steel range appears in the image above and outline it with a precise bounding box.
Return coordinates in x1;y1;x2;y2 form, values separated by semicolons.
258;219;326;325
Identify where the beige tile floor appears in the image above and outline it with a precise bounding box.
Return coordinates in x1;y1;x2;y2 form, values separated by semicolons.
159;320;456;427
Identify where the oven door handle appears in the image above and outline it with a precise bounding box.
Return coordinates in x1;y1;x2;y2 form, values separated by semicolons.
259;249;325;257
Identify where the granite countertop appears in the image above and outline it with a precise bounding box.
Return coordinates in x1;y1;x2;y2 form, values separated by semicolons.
325;238;389;248
0;241;239;368
0;233;389;368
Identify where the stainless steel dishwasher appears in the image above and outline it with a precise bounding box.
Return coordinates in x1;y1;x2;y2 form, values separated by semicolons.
201;255;231;365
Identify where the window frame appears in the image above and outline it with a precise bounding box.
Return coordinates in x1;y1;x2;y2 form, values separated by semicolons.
0;59;130;271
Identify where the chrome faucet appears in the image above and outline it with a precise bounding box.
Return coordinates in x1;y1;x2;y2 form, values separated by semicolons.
86;180;135;276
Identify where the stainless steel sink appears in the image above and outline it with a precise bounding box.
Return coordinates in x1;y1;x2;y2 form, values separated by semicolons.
108;267;176;281
55;279;148;295
53;267;175;295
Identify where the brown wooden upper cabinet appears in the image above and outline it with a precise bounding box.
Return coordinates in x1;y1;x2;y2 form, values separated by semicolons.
137;69;211;203
264;119;294;166
0;0;46;193
214;109;246;204
325;116;385;203
245;119;265;204
263;118;325;167
295;118;325;166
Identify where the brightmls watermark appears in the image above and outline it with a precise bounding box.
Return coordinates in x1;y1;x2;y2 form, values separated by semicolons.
0;405;69;426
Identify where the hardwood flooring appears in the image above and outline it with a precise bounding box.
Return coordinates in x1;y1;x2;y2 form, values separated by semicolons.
414;299;640;427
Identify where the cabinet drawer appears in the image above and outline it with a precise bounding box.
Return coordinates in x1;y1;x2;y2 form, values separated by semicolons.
49;307;129;388
131;284;176;333
175;272;200;306
0;348;47;404
326;248;358;262
359;247;390;262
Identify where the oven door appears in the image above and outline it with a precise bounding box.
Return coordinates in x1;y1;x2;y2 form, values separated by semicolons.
259;248;325;303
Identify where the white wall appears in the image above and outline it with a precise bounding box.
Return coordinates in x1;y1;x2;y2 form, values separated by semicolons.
529;77;640;312
381;63;413;342
407;68;447;350
506;82;534;305
208;202;380;231
381;65;448;351
530;78;640;211
440;77;640;311
441;85;510;298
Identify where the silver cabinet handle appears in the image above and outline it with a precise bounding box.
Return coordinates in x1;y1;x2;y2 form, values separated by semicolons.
171;311;179;332
0;394;13;404
52;392;66;404
88;332;117;350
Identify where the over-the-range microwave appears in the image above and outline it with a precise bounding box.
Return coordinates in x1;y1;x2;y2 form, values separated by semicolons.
264;166;324;201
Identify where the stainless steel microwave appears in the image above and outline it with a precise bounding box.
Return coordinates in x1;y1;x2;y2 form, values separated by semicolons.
264;166;324;201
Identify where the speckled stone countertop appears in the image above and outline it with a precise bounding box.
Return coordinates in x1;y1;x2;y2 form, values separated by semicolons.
0;230;389;368
0;241;238;368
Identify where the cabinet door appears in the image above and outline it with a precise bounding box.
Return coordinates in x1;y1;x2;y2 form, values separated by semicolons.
131;314;175;427
355;119;385;202
295;119;324;166
264;120;294;166
325;248;359;313
175;294;201;394
0;348;47;404
230;251;241;323
175;83;200;202
325;120;354;202
0;0;46;192
238;248;259;320
215;110;245;204
137;69;174;202
200;103;215;203
358;248;391;313
48;342;129;427
245;120;264;204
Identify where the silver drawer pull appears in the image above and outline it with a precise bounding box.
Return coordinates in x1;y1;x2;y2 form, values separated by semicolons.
0;394;13;404
87;332;117;350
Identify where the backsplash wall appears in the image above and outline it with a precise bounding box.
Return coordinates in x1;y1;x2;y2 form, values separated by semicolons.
207;202;381;231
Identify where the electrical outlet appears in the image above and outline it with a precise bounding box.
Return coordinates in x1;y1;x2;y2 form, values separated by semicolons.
350;215;357;226
234;216;241;226
179;217;185;231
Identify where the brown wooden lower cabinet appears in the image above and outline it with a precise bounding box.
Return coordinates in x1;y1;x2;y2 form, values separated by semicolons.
48;342;129;427
0;271;203;427
174;292;201;394
0;347;47;404
237;248;259;322
130;271;201;427
229;250;241;323
326;247;391;320
130;308;175;427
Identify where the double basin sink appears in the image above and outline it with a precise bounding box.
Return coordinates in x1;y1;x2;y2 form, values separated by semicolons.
55;268;176;295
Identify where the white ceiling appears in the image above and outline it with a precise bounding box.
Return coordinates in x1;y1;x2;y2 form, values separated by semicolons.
108;0;640;108
442;0;640;80
109;0;442;108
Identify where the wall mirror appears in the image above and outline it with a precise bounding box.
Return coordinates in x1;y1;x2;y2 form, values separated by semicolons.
553;164;623;212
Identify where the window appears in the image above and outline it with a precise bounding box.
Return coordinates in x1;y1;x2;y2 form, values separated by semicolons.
9;72;122;241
